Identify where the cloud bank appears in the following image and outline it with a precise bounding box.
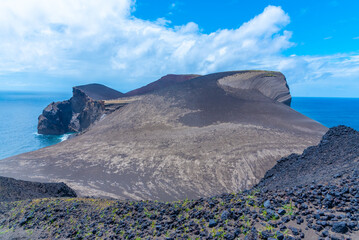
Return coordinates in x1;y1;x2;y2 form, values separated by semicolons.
0;0;358;96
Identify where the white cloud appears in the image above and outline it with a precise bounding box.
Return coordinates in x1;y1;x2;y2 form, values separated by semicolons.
276;54;359;97
155;18;172;26
0;0;358;97
0;0;132;75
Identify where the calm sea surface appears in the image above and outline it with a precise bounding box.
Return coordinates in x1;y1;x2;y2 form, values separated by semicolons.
0;92;71;159
0;93;358;159
291;97;359;131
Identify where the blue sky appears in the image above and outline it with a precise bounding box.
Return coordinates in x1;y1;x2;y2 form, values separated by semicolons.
0;0;358;97
135;0;359;56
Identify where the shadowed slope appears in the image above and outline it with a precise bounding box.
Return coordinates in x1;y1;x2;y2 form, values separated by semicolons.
0;71;327;201
75;83;124;100
125;74;200;96
0;176;76;202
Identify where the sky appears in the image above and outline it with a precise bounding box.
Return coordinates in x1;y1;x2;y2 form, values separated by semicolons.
0;0;358;97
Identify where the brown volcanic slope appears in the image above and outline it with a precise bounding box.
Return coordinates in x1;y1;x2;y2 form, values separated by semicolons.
0;71;327;201
75;83;124;100
125;74;200;96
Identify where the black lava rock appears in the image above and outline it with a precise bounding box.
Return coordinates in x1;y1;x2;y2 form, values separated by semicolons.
332;222;348;233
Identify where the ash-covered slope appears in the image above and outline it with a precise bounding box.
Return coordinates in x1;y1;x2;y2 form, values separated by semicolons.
75;83;124;100
125;74;200;96
0;176;77;202
1;71;327;201
257;125;359;191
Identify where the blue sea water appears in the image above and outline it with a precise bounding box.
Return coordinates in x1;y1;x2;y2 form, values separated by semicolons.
0;91;72;159
291;97;359;131
0;93;358;160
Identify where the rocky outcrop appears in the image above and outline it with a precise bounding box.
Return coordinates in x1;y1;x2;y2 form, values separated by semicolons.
125;74;201;96
67;88;105;133
37;84;123;135
256;125;359;191
37;100;73;135
0;176;77;202
2;175;359;239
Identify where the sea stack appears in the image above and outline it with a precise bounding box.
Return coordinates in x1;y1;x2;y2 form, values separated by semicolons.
1;70;327;201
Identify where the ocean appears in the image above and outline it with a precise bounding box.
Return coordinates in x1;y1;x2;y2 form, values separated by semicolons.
0;91;72;159
0;92;358;160
291;97;359;131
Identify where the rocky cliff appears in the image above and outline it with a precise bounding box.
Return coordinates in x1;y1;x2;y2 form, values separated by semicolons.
37;84;123;135
217;71;291;106
4;70;327;201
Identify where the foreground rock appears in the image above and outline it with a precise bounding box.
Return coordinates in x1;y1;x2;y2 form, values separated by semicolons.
37;84;124;135
256;125;359;191
0;176;77;202
2;181;358;239
1;127;358;239
2;71;327;200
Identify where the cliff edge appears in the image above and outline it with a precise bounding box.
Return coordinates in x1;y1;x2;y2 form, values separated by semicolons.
217;71;291;106
37;84;123;135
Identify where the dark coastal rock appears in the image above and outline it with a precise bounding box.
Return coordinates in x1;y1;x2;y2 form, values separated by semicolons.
37;100;72;135
0;176;76;202
37;84;122;135
68;87;106;132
